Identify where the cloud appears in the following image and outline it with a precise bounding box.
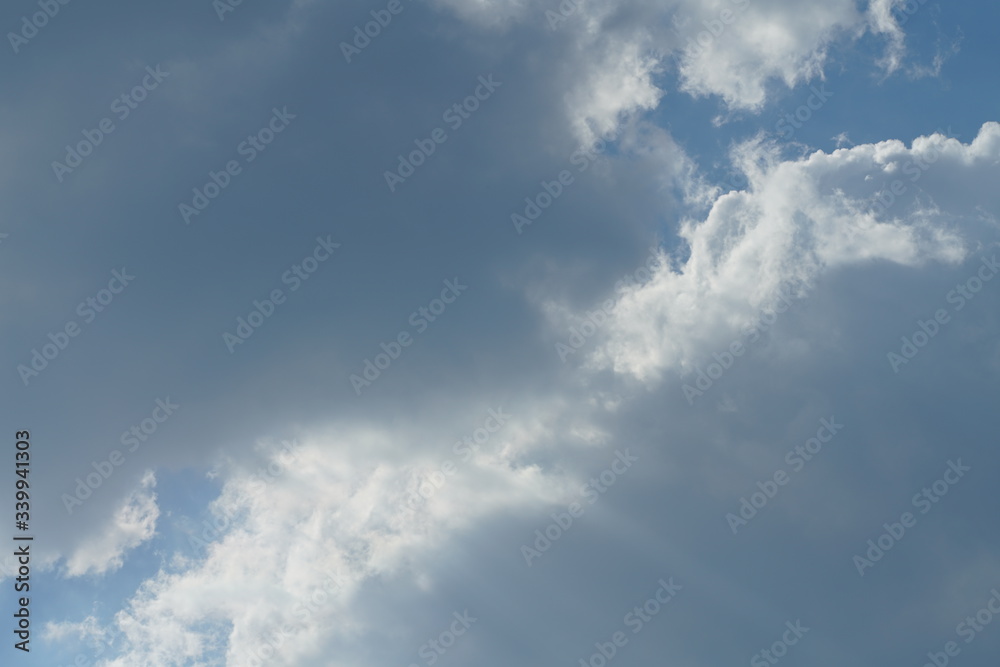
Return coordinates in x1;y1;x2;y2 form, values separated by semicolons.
30;2;997;665
867;0;909;73
63;471;159;578
71;126;1000;666
589;123;1000;383
76;407;599;666
672;0;852;110
564;32;665;145
426;0;932;140
431;0;927;119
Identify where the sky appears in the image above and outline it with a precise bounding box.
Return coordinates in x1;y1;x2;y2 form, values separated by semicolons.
1;0;999;665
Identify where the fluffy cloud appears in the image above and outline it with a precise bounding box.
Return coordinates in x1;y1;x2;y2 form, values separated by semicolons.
71;405;599;666
564;35;665;146
430;0;921;126
63;471;159;578
34;2;998;666
76;123;1000;665
587;124;1000;384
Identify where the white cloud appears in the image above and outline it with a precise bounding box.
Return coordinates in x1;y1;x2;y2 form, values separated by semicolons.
78;112;1000;667
431;0;935;125
37;4;995;665
866;0;909;73
588;124;1000;383
564;35;665;145
673;0;857;110
64;471;159;578
77;408;595;666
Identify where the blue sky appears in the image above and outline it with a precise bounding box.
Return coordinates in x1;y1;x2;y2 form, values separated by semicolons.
2;0;1000;665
